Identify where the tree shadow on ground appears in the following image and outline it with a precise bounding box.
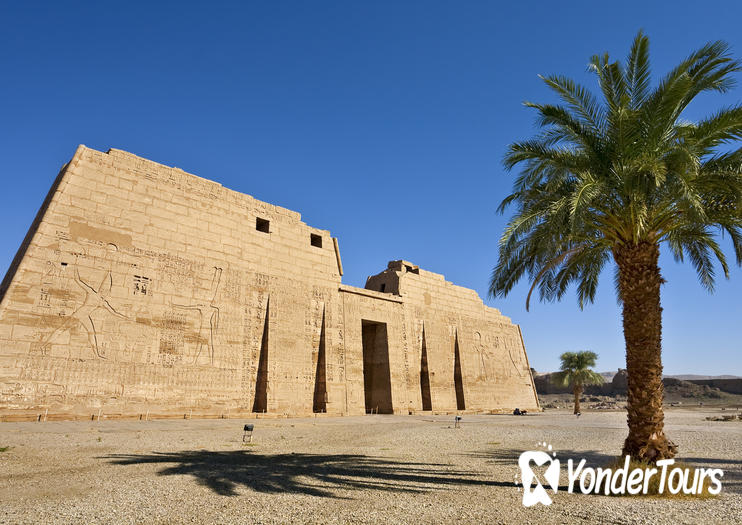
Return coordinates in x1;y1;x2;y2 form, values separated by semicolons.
681;456;742;495
466;448;742;495
466;447;615;467
105;450;505;498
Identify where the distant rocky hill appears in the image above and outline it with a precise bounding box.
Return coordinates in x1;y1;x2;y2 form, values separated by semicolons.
586;372;741;382
532;369;742;398
669;374;741;380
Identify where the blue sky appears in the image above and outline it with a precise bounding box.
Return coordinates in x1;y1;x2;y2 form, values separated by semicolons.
1;1;741;375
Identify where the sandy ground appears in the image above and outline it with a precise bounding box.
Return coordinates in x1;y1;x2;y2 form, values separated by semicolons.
0;408;740;524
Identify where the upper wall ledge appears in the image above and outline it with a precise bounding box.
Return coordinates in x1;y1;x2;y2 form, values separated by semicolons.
338;285;404;303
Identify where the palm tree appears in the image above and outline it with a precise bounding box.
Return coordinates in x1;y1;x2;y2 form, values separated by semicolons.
552;351;604;414
489;31;742;462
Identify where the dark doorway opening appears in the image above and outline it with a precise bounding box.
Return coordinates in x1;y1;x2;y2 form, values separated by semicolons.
420;325;432;411
361;320;393;414
313;308;327;413
453;330;465;410
253;299;269;413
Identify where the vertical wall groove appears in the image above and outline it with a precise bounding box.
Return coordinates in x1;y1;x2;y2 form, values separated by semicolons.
253;297;269;413
420;324;432;411
313;306;327;413
453;329;466;410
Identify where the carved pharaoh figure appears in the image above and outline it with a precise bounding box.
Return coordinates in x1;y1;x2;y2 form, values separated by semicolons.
38;243;128;359
171;266;222;366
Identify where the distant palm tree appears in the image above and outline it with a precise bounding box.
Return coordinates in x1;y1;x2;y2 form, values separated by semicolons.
552;351;604;414
490;31;742;461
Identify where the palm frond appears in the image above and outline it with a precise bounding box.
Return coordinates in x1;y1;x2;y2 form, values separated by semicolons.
626;30;651;108
491;31;742;308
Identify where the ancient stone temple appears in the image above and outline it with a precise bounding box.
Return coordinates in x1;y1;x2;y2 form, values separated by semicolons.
0;146;539;419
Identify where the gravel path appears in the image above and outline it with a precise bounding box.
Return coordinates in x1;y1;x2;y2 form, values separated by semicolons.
0;408;739;524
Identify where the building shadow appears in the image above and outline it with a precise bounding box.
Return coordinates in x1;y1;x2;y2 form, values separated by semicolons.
105;450;506;498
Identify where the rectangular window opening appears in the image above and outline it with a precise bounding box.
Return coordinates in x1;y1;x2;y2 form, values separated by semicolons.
380;283;386;292
310;233;322;248
256;217;270;233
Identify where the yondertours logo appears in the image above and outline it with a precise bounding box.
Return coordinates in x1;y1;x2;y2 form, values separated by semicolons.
515;443;724;507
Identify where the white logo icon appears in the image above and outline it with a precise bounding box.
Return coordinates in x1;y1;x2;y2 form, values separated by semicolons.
518;446;560;507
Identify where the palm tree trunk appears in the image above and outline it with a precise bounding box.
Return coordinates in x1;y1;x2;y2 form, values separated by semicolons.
573;384;582;414
613;242;677;462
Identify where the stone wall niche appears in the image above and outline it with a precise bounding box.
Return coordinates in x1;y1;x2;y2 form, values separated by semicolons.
361;320;393;414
